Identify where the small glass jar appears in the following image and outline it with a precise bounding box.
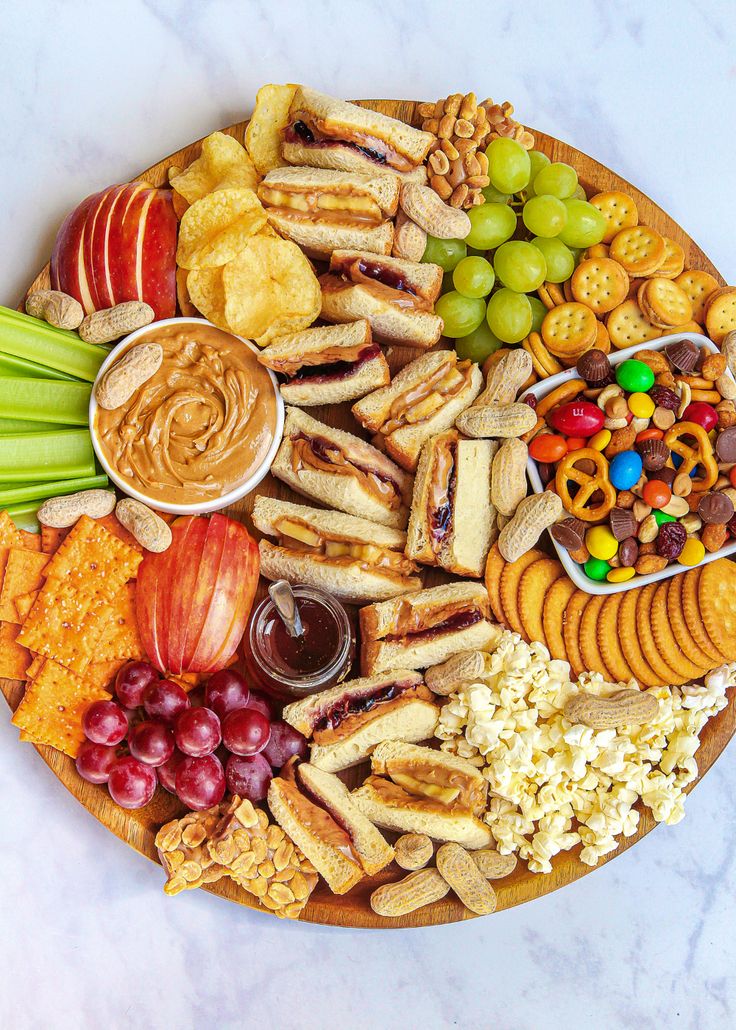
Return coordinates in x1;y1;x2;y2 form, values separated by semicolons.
243;585;355;701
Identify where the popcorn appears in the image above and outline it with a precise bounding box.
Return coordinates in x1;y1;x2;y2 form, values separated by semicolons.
437;632;733;873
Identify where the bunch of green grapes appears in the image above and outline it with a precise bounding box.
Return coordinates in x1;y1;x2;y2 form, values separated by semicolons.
424;138;608;364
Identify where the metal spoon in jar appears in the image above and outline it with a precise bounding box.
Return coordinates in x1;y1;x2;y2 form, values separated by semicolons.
268;580;304;638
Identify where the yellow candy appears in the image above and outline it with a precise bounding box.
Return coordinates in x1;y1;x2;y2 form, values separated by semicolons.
586;525;618;561
589;429;612;451
628;392;655;419
607;566;635;583
679;538;705;566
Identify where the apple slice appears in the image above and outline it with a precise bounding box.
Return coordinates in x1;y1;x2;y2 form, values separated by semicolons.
88;183;131;310
139;189;178;320
105;182;149;308
50;191;100;314
82;186;117;311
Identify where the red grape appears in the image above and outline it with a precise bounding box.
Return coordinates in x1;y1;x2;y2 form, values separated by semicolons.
263;720;308;768
158;749;185;794
176;754;225;810
82;700;128;746
128;721;175;767
244;690;271;719
108;756;157;809
204;668;250;719
143;680;190;724
222;708;270;756
174;707;221;757
226;753;272;802
115;661;159;709
76;741;118;784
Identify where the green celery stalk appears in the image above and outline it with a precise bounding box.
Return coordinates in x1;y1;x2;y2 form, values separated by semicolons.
0;417;67;434
2;501;41;534
0;351;78;382
0;473;108;507
0;430;95;482
0;305;106;382
0;378;91;425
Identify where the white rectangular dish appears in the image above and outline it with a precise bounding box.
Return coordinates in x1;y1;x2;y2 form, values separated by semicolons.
520;332;736;595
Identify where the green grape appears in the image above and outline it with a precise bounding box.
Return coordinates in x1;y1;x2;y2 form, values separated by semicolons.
465;203;517;250
522;194;568;238
528;295;547;334
481;185;511;204
533;162;578;200
455;321;503;363
572;183;587;201
493;241;547;294
452;256;495;298
529;237;575;283
528;150;551;184
442;270;454;294
422;235;467;272
435;291;486;338
486;138;531;195
557;199;607;248
486;288;533;344
466;246;489;257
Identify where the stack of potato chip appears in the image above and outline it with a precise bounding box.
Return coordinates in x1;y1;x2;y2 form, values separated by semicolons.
170;131;321;346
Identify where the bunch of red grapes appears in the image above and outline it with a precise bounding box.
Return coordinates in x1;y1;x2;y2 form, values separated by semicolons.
76;662;307;811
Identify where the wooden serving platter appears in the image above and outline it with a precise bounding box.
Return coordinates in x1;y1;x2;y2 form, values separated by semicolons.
4;100;735;928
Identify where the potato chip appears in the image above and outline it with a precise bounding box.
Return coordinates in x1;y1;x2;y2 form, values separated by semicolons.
169;132;259;204
187;267;231;329
245;83;299;175
0;621;33;679
12;658;111;757
223;235;320;344
176;188;267;269
177;266;198;317
0;548;49;623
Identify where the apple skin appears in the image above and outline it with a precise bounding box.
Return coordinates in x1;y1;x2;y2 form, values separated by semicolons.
88;183;134;309
136;515;260;675
50;190;101;314
140;189;177;319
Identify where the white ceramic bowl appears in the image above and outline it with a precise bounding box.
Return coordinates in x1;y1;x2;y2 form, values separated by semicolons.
89;317;284;515
521;332;736;595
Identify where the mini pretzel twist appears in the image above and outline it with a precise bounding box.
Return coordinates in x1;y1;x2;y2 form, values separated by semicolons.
555;448;617;522
663;421;719;492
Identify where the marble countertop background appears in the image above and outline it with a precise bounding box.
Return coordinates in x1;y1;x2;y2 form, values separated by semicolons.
2;2;735;1027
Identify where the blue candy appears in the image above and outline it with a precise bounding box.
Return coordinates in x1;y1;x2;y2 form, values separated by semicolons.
609;450;643;490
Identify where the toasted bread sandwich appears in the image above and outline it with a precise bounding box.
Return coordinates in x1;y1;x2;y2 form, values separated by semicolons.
252;496;421;604
258;166;399;257
351;741;493;849
359;581;501;675
258;320;390;407
351;350;483;471
271;407;413;529
281;87;433;179
282;669;440;773
267;761;394;894
406;431;498;577
319;250;444;350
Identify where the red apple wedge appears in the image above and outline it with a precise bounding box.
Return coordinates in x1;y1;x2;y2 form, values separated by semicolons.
82;185;118;311
88;183;133;310
139;189;177;319
104;182;148;307
109;185;154;311
50;190;100;314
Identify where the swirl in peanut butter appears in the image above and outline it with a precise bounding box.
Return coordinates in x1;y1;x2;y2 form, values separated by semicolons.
95;323;277;503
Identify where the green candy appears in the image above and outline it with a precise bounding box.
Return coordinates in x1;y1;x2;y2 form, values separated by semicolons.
584;556;610;581
615;359;655;393
654;510;676;525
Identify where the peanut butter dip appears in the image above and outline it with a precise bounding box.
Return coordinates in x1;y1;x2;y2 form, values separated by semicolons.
95;322;278;504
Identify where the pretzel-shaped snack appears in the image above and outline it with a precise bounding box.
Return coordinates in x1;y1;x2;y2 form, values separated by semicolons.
663;421;718;492
555;447;617;522
535;378;586;419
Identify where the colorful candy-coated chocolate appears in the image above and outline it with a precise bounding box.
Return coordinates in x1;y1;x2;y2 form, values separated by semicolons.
615;359;655;393
682;401;718;432
654;510;676;526
636;427;664;443
548;401;605;437
609;450;643;490
607;567;635;583
642;480;671;509
585;525;618;561
679;538;705;566
565;436;587;452
529;433;568;463
628;392;655;419
584;556;611;581
589;429;611;451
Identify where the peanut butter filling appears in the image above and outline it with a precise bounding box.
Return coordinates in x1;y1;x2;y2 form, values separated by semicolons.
272;516;417;581
277;779;359;862
259;185;383;224
289;433;404;510
380;359;473;436
259;343;371;376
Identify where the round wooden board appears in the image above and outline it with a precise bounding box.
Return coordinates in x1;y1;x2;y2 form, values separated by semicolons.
4;100;735;929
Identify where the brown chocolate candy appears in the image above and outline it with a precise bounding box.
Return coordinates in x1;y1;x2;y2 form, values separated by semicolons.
618;537;639;567
649;466;676;488
576;348;612;385
698;492;735;525
551;517;587;551
609;506;638;541
663;339;698;373
637;438;669;471
537;461;555;485
716;426;736;463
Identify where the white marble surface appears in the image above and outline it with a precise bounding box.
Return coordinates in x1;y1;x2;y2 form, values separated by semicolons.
2;1;736;1027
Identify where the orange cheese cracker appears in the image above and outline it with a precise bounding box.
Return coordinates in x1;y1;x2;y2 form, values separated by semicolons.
11;658;111;757
41;524;70;554
13;590;38;622
0;621;33;680
97;582;144;661
0;548;49;623
43;515;142;586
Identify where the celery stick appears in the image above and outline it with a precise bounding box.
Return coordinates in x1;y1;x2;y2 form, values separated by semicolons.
0;305;106;382
0;473;108;507
0;351;78;382
2;501;41;534
0;430;95;482
0;378;91;425
0;417;66;434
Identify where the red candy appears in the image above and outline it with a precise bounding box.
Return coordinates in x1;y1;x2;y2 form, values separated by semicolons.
529;434;568;462
548;401;605;437
682;402;718;432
